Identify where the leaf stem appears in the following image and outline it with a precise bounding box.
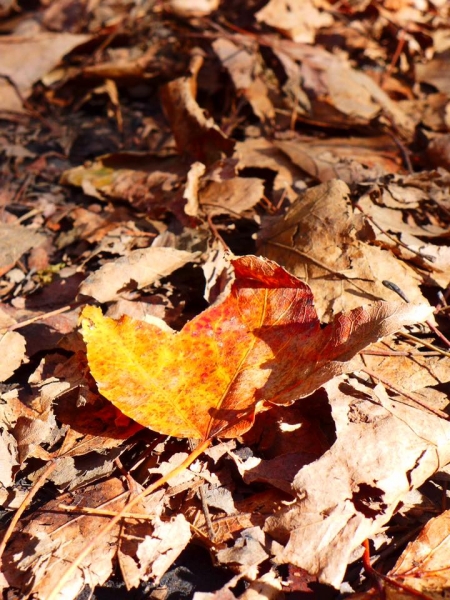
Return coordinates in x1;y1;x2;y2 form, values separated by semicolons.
46;437;212;600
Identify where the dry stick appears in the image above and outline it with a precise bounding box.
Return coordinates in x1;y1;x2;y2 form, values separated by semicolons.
361;367;449;420
399;331;450;359
57;505;154;520
46;437;212;600
206;213;230;251
0;460;58;560
5;303;77;333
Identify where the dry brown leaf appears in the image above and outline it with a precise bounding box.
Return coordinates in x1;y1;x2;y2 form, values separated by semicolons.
160;54;235;163
199;177;265;216
183;161;205;217
0;32;90;112
387;509;450;594
256;0;333;43
61;152;187;215
1;478;126;599
0;374;64;465
119;512;191;588
78;246;199;303
164;0;220;17
258;179;429;320
0;331;27;382
0;428;18;488
216;526;269;570
212;38;275;122
270;41;414;137
416;50;450;95
0;223;45;277
275;135;402;184
362;338;450;392
233;137;304;202
265;377;450;588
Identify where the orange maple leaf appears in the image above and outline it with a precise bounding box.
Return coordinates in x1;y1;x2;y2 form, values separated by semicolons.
80;255;431;441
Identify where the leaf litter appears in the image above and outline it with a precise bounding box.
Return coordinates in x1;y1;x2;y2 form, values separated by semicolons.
0;0;450;599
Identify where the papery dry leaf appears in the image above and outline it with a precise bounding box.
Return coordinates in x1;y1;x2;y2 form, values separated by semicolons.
78;247;199;303
134;515;191;581
362;338;450;392
233;137;303;202
183;161;205;217
416;50;450;95
81;255;431;441
160;54;235;163
265;378;450;588
1;478;126;599
0;331;27;382
216;526;268;569
239;570;283;600
60;152;187;215
0;428;18;488
119;509;191;589
270;41;414;137
259;180;430;320
199;177;265;216
0;32;90;112
275;135;402;184
386;509;450;594
0;223;45;277
212;38;275;122
256;0;333;43
164;0;220;18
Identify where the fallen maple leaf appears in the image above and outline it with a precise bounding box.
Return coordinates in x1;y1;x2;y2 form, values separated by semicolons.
81;256;431;441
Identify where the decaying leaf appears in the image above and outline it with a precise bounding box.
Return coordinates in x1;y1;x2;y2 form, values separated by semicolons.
0;223;45;277
119;511;191;589
386;509;450;594
256;0;333;43
265;378;450;588
160;53;235;163
0;330;27;382
259;179;430;320
0;32;90;112
275;135;402;184
212;38;275;122
1;478;126;599
78;246;199;303
81;255;431;441
61;152;187;215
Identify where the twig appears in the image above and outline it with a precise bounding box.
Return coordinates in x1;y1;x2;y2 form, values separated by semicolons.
206;213;230;251
57;505;154;520
398;331;450;359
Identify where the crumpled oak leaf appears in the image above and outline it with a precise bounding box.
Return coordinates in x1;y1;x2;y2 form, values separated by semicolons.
80;255;431;441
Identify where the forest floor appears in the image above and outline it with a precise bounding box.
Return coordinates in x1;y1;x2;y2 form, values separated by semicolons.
1;1;450;599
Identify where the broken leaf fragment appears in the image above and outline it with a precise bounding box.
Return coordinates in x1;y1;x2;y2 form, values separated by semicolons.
81;256;432;441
